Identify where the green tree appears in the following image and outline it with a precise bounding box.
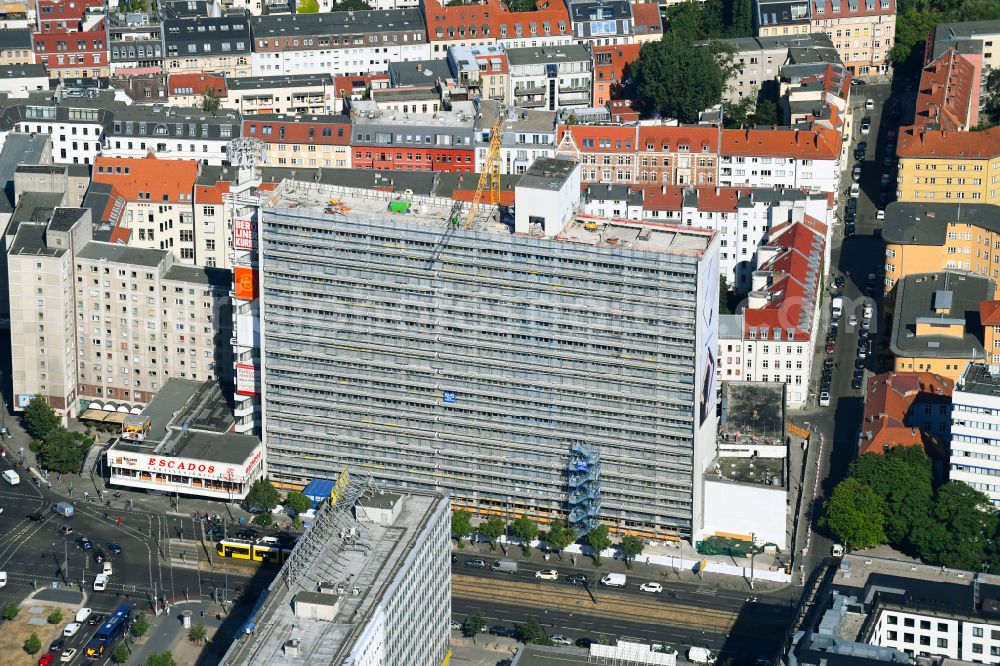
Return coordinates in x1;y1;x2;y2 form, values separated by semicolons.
144;652;178;666
131;612;150;638
848;447;934;549
24;394;60;441
914;482;994;570
252;512;274;527
752;98;779;127
719;276;733;314
23;632;41;655
3;602;18;620
517;615;551;645
820;478;887;550
543;521;575;559
585;525;612;565
285;491;312;516
727;0;752;37
479;515;505;550
39;427;86;474
245;478;280;512
291;515;303;530
619;535;645;568
630;35;732;123
451;510;474;541
698;0;726;37
199;87;222;115
111;643;130;664
47;609;63;624
723;95;755;128
296;0;319;12
507;0;536;10
187;622;208;645
982;69;1000;127
890;6;940;69
328;0;371;9
663;1;702;41
466;610;488;640
510;515;539;551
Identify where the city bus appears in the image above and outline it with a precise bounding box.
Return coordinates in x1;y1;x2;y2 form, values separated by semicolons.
85;604;132;660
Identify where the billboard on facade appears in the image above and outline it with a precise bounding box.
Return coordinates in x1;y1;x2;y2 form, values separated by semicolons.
234;267;256;300
236;363;259;396
233;217;255;250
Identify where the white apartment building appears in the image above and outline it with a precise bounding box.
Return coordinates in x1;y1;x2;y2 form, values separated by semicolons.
719;127;843;193
2;97;111;164
249;10;432;78
870;600;1000;663
475;108;557;175
506;45;593;111
225;74;335;116
103;105;240;167
950;362;1000;507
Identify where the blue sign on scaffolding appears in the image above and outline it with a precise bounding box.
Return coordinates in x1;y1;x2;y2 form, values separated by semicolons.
575;462;589;471
443;391;457;404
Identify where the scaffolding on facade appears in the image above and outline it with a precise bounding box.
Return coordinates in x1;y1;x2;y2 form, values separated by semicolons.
567;442;601;534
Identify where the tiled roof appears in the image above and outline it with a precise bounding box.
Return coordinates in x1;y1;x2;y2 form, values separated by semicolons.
721;126;841;159
638;125;720;152
194;180;230;206
859;371;953;457
92;155;198;204
980;300;1000;326
243;115;351;145
897;125;1000;159
422;0;570;43
556;125;637;152
592;43;641;80
630;2;662;35
913;48;980;132
168;73;227;98
333;74;389;97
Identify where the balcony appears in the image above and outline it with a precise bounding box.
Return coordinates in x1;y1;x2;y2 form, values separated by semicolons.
559;85;590;94
520;99;547;108
514;86;545;96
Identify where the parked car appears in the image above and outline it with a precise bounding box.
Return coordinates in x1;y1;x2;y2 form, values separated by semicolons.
865;98;875;110
551;635;574;646
819;391;831;407
825;340;835;354
59;650;77;663
845;223;856;237
860;119;871;135
464;559;486;569
489;626;517;638
851;165;861;181
876;209;885;220
639;582;663;593
535;569;559;581
849;183;860;198
851;78;866;86
835;275;846;288
855;358;865;369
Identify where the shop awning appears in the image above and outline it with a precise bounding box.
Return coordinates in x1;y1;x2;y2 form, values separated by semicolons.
79;409;113;422
104;412;129;424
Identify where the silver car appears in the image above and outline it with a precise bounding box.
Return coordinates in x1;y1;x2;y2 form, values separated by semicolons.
551;635;573;646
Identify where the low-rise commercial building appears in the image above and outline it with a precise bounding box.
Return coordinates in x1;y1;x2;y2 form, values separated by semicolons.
219;481;450;666
104;379;262;500
889;271;994;382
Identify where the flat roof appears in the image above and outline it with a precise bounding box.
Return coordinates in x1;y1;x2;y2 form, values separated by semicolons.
957;362;1000;397
76;241;165;268
506;44;591;66
706;455;786;487
882;202;999;246
163;264;231;287
512;645;591;665
556;217;714;258
220;484;446;666
890;271;993;359
517;156;576;191
227;73;332;90
0;133;51;214
720;382;786;437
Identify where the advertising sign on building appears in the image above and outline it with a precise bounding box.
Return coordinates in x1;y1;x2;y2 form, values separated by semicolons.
107;444;263;483
234;267;257;300
233;217;255;250
236;363;259;396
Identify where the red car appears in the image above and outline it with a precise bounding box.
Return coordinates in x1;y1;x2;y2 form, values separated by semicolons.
38;653;55;666
825;341;835;354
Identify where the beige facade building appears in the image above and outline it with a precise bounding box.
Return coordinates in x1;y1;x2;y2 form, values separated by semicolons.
810;0;895;75
226;74;335;116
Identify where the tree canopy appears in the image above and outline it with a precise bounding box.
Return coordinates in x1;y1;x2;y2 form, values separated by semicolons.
821;478;887;550
510;515;539;545
328;0;371;9
891;0;1000;70
544;521;576;555
619;535;645;566
628;35;734;123
664;0;752;40
38;427;89;474
144;652;178;666
451;510;473;539
24;395;60;441
585;525;612;564
479;516;505;546
284;491;312;516
246;478;280;512
296;0;319;12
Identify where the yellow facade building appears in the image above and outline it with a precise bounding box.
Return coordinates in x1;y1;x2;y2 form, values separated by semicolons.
896;126;1000;204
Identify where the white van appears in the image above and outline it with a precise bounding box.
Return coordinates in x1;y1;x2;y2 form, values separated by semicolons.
93;574;108;591
75;608;91;623
102;562;113;576
2;470;19;485
600;573;627;588
0;571;7;588
688;647;716;664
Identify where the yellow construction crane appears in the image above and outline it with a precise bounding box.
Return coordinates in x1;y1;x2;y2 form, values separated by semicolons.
463;110;505;229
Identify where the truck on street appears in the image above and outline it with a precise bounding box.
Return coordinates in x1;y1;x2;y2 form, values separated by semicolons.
600;573;627;588
490;559;518;573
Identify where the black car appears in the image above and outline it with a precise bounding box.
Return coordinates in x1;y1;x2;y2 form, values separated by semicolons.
834;275;846;288
576;638;594;649
859;329;869;340
489;626;517;638
864;286;874;297
49;639;64;654
853;368;865;379
88;613;106;626
465;559;487;569
94;549;106;564
851;377;863;390
78;537;92;551
27;512;43;521
858;141;868;154
452;554;458;564
824;358;835;369
846;224;856;236
828;326;838;339
878;193;890;207
107;543;122;555
855;358;865;369
566;573;588;586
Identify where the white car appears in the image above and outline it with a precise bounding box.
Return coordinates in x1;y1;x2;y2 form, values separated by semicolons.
0;571;6;588
60;649;78;663
75;608;92;623
639;582;663;593
849;183;860;198
93;574;108;591
848;315;858;327
551;635;573;646
865;98;875;110
63;623;82;637
860;121;871;135
535;569;559;581
876;209;885;220
819;391;831;407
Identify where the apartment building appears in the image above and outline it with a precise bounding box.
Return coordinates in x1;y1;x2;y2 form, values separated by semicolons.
421;0;573;55
243;114;352;168
631;3;662;43
555;124;636;184
107;10;163;74
882;202;1000;296
912;49;981;132
166;73;227;108
250;10;431;78
0;28;32;65
896;127;1000;204
719;126;842;192
566;0;633;45
951;362;1000;506
91;155;199;263
447;45;509;103
0;93;112;164
717;33;837;102
929;19;1000;74
0;63;48;96
32;0;108;79
252;172;721;539
226;74;334;116
591;43;639;107
507;45;593;110
858;371;952;457
889;271;993;382
636;126;720;187
476;108;556;175
349;101;476;172
163;13;252;78
104;104;240;166
715;218;826;406
754;0;811;37
810;0;895;75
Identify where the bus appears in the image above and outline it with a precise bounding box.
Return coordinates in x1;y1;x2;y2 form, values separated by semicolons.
85;604;132;660
216;539;295;564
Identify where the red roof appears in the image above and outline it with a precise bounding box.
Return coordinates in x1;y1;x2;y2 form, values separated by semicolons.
721;127;841;159
859;371;952;457
897;124;1000;159
638;125;719;153
913;48;981;132
92;155;198;203
742;221;826;341
980;300;1000;325
333;74;389;98
195;180;231;206
592;43;641;82
242;116;351;145
168;73;227;98
422;0;570;42
812;0;895;19
630;3;662;36
557;125;638;153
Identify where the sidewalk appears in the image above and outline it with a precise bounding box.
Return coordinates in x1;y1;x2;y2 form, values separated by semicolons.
128;600;245;666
